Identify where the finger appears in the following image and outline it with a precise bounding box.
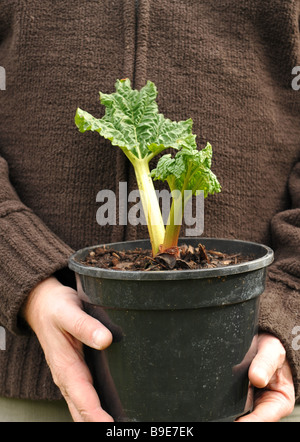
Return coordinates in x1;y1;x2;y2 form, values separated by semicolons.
68;383;114;422
237;393;292;422
58;356;114;422
248;334;286;388
56;301;113;350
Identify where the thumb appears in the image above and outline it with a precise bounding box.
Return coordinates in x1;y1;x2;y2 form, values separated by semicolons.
57;299;113;350
248;334;286;388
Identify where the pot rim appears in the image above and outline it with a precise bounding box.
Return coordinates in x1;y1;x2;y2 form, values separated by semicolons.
68;238;274;281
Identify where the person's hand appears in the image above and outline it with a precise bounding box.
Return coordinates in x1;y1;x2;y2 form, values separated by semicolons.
237;333;295;422
22;276;114;422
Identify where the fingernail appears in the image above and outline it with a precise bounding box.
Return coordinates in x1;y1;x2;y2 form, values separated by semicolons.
92;329;104;349
252;367;269;387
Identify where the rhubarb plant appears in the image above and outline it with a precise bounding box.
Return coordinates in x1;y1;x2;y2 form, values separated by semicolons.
75;79;221;256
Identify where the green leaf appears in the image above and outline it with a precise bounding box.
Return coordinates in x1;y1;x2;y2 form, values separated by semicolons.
151;140;221;198
75;79;193;162
75;108;102;133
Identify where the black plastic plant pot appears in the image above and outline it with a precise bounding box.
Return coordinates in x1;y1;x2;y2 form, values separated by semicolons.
68;238;274;422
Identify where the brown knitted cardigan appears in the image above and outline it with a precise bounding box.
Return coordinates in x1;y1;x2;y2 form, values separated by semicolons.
0;0;299;401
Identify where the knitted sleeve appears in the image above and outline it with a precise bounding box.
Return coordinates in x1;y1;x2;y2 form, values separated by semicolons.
0;157;73;335
259;161;300;399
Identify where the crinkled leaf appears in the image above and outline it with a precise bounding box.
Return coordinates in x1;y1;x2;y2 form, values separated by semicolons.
151;141;221;198
75;108;102;133
75;78;193;162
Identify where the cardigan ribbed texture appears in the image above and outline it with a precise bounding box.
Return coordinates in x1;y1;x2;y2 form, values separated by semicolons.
0;0;299;400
